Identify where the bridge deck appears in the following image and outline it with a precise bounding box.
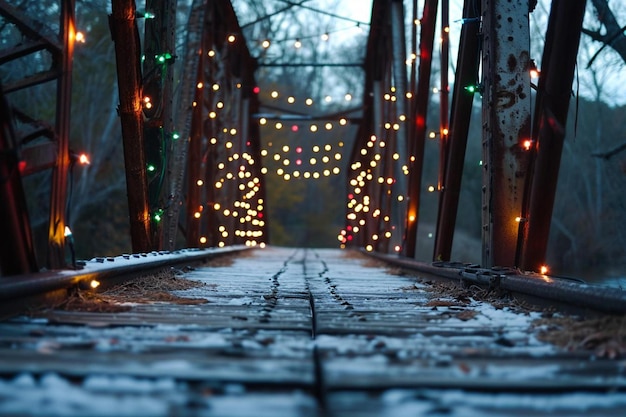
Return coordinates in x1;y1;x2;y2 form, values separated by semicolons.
0;247;625;416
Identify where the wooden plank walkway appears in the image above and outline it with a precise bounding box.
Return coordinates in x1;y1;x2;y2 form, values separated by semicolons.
0;247;625;416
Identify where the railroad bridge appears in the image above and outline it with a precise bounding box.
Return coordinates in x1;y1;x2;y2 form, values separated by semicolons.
1;0;626;415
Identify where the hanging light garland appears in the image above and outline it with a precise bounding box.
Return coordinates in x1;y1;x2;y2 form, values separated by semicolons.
339;86;412;251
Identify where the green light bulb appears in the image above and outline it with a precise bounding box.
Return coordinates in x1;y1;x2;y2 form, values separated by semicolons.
153;209;164;223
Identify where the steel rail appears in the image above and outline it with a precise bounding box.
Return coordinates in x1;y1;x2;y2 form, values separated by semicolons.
0;246;251;314
365;251;626;315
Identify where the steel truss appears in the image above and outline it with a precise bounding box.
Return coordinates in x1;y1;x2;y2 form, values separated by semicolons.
0;0;76;272
0;0;590;277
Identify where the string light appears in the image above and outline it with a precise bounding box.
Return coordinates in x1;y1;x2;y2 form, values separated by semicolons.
155;52;174;64
136;10;155;19
529;59;540;78
464;83;482;95
522;139;533;151
252;23;365;52
199;76;405;251
78;153;90;165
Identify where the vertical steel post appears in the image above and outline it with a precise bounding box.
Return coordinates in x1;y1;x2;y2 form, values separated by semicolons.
246;76;268;246
348;0;386;250
372;80;385;250
109;0;151;252
390;0;409;252
165;0;203;251
0;87;38;275
180;0;207;248
143;0;178;250
204;130;220;247
438;0;450;191
433;0;481;261
519;0;587;272
403;0;438;258
186;39;206;248
481;0;531;267
409;0;418;126
47;0;75;269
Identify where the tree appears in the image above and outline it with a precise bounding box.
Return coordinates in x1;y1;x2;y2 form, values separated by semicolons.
583;0;626;67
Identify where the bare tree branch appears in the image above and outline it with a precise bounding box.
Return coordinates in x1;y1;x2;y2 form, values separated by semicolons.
584;0;626;66
592;141;626;160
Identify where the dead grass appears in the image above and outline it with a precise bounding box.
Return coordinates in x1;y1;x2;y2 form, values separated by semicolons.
55;289;133;313
416;278;626;358
420;279;532;311
533;314;626;359
56;269;208;313
104;269;206;294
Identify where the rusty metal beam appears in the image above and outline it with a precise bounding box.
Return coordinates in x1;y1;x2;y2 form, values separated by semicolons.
371;80;385;251
143;0;178;250
1;70;60;94
433;0;481;261
519;0;587;272
480;0;531;268
0;85;38;276
0;0;61;52
17;142;57;176
246;84;268;246
0;40;50;65
182;0;263;249
390;0;409;252
142;0;177;250
403;0;438;258
438;0;450;191
344;0;388;250
200;6;222;249
185;33;206;248
109;0;151;252
46;0;75;269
